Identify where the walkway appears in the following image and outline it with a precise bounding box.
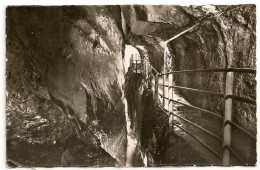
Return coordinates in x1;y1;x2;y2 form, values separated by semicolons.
140;56;256;166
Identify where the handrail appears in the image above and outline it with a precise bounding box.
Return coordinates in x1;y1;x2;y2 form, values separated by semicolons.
140;50;255;165
171;98;223;119
158;93;223;119
164;23;200;44
225;95;256;105
174;122;222;159
223;145;247;165
161;68;256;75
159;104;222;141
150;64;160;74
225;120;256;140
158;84;224;97
158;84;255;105
150;72;155;78
229;68;256;74
158;104;222;159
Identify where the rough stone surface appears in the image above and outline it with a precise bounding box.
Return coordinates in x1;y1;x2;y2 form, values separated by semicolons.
172;5;256;134
6;6;126;166
6;5;256;167
121;5;256;165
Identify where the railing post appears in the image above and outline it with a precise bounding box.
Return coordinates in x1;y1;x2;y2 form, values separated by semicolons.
163;45;167;109
148;62;150;81
143;58;146;81
130;55;132;69
141;57;143;74
223;71;234;166
135;55;137;73
163;73;165;108
168;72;173;132
145;58;148;84
154;73;159;102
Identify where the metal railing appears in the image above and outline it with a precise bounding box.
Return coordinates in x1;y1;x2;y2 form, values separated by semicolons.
129;52;255;165
127;5;255;165
139;58;255;165
161;68;256;75
130;54;142;73
151;66;256;166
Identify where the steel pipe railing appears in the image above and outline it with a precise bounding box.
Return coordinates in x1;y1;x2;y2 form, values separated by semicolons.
225;120;256;140
161;68;256;75
228;68;256;74
158;104;222;159
223;145;247;165
150;72;155;78
159;104;222;141
173;122;222;159
139;56;255;165
223;71;234;166
158;84;224;97
158;93;223;119
225;95;256;105
150;64;160;74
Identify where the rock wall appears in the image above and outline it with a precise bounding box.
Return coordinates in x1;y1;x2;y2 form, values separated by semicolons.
121;5;256;165
6;4;256;166
6;6;126;166
121;4;256;134
170;5;256;134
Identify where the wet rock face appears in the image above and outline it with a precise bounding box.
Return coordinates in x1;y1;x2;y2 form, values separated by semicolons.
6;6;125;166
122;5;256;134
169;21;226;113
121;5;195;72
140;90;170;166
120;5;256;165
9;6;125;122
170;5;256;134
6;4;256;167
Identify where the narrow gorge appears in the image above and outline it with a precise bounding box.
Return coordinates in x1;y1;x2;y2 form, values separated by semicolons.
6;5;256;167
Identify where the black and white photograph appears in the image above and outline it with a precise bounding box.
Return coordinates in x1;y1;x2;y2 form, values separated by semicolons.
3;1;257;168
